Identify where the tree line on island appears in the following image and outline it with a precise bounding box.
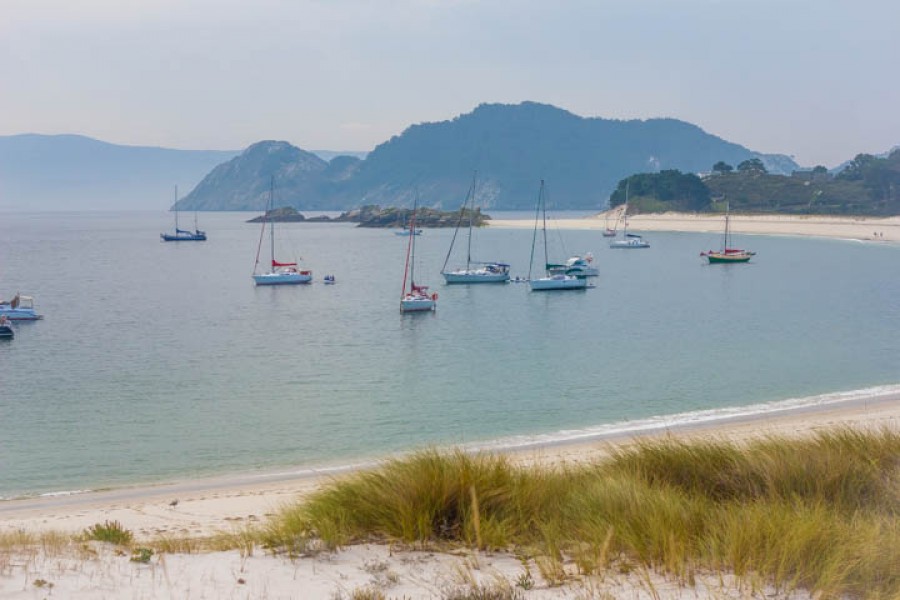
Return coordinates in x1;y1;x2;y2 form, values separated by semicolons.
611;149;900;216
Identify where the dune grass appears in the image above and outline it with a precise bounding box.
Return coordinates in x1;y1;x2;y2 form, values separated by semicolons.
263;428;900;598
0;524;257;563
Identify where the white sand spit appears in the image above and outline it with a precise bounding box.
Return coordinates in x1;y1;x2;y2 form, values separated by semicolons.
490;211;900;242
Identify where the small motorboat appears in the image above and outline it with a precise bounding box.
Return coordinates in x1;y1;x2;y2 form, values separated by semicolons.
324;275;336;284
0;316;13;339
0;294;43;320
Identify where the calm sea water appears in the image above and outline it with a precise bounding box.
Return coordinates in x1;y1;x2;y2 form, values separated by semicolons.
1;211;899;498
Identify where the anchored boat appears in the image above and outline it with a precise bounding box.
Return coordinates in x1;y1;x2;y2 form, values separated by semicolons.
401;194;437;312
0;294;43;320
528;180;590;291
701;201;755;263
441;172;510;284
252;178;313;285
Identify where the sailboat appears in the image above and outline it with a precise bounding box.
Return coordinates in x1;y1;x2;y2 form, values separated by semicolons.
528;180;589;291
602;221;618;238
400;194;437;312
441;173;510;284
161;185;207;241
609;183;649;248
252;178;313;285
602;203;620;237
701;200;755;263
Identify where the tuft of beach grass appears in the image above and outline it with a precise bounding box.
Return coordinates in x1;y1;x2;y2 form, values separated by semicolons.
265;428;900;598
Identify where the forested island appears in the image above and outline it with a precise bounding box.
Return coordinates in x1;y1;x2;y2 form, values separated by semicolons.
612;150;900;216
246;204;489;227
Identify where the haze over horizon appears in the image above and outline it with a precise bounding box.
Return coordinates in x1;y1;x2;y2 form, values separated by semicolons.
3;0;898;168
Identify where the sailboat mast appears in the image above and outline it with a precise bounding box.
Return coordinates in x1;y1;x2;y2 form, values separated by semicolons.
466;172;476;271
410;220;416;288
528;181;541;280
174;184;179;231
723;199;730;252
269;177;275;274
403;191;419;294
541;180;549;274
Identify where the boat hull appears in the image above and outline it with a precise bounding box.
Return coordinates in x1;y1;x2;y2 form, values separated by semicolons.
704;252;753;263
400;297;435;312
0;325;13;339
160;232;207;241
609;239;650;249
0;308;42;320
253;272;313;285
530;275;588;291
442;270;510;284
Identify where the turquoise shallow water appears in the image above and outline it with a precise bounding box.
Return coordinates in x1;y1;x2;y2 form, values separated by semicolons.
1;211;899;498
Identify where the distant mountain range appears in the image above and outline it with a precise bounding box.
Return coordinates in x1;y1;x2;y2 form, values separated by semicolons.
5;103;893;212
178;102;800;211
0;134;364;210
0;134;238;210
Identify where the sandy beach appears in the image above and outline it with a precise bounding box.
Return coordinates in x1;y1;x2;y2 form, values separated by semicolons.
490;210;900;242
1;393;897;598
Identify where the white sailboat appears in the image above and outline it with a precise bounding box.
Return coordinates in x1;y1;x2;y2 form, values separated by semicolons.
441;173;510;284
609;182;650;249
252;177;312;286
528;180;589;291
400;194;437;312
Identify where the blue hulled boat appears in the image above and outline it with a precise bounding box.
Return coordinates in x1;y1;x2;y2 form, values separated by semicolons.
161;185;207;242
0;294;43;320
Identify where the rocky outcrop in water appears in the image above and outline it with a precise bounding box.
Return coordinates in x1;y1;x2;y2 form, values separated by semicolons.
246;205;489;227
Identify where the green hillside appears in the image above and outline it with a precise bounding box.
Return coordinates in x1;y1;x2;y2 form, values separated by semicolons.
612;151;900;216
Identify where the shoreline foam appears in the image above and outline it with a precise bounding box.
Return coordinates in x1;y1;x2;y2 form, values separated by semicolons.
4;383;897;505
1;383;898;539
2;390;896;599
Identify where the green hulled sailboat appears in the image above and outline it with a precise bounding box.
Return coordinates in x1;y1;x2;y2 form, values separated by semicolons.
701;202;755;264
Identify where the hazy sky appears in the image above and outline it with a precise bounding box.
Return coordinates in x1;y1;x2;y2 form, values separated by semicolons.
2;0;898;167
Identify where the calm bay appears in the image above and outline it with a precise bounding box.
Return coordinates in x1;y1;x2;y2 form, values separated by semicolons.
1;210;898;498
